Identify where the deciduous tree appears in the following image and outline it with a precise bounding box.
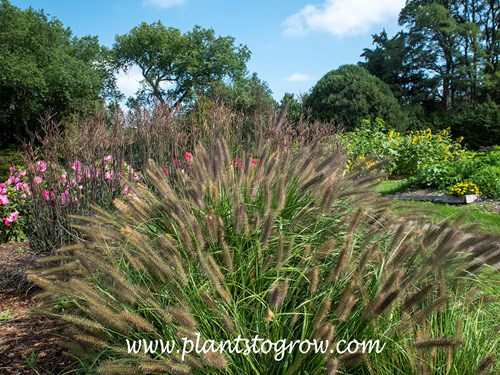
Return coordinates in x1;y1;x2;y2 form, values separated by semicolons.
113;22;251;108
0;0;113;147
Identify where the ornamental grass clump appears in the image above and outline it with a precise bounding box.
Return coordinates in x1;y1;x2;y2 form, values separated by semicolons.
28;138;499;374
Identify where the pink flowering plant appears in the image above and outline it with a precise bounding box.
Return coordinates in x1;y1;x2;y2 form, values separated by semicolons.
2;147;260;246
0;166;30;242
1;150;260;245
24;155;141;251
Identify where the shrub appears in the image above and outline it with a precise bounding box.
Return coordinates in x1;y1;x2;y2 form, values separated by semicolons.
0;148;25;181
29;138;498;374
0;166;29;242
471;166;500;199
410;150;500;198
449;100;500;149
344;119;465;177
305;65;408;131
24;155;136;253
21;116;132;252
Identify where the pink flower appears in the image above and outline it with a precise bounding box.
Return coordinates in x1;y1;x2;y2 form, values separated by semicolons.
7;176;18;185
61;190;70;205
34;176;43;185
105;171;115;181
123;185;130;195
84;166;93;178
36;161;47;173
17;170;27;178
252;159;258;166
233;157;243;171
161;167;169;176
9;166;16;175
71;160;81;172
3;211;19;227
0;183;6;195
185;152;193;162
59;173;67;184
104;155;113;162
0;195;8;205
43;190;50;201
14;182;24;191
71;197;79;204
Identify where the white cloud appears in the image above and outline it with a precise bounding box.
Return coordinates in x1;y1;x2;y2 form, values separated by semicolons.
283;0;405;37
285;73;314;82
115;66;143;99
143;0;185;9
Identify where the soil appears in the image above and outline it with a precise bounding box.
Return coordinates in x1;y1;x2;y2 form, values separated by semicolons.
0;242;72;375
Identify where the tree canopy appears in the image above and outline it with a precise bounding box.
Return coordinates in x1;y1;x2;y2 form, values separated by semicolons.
206;72;276;116
113;22;251;108
305;65;407;131
0;0;113;147
361;0;500;147
363;0;500;109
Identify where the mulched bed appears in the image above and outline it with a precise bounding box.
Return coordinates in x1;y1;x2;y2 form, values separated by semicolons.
0;242;72;374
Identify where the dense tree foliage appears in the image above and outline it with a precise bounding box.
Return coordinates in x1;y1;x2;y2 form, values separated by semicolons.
206;72;276;116
0;0;114;147
305;65;407;131
361;0;500;147
113;22;251;108
2;0;497;149
280;92;305;124
360;31;430;106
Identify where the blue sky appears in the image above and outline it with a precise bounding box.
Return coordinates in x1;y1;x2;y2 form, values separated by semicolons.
10;0;406;101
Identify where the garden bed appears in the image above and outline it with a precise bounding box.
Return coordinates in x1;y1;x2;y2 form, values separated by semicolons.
386;191;480;204
378;180;500;214
389;189;500;213
0;242;71;374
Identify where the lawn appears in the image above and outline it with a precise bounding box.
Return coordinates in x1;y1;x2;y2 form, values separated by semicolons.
377;179;500;235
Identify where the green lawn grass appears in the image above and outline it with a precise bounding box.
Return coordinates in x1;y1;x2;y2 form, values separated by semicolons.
376;178;411;195
377;179;500;235
388;199;500;235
